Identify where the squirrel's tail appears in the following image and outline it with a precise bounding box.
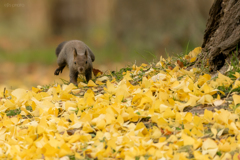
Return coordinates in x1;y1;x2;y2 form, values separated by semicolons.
55;41;67;57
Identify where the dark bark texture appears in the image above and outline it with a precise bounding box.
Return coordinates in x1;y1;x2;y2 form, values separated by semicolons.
202;0;240;71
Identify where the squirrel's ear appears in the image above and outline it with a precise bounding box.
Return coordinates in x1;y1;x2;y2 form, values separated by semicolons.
73;48;77;58
85;49;88;57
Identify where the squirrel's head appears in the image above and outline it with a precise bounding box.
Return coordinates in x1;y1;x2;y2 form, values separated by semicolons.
73;48;89;74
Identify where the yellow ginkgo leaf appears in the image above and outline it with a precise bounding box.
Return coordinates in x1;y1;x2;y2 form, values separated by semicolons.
198;74;211;86
233;94;240;106
233;72;240;79
11;88;27;102
106;80;116;94
182;133;195;146
204;109;213;122
78;82;87;88
87;80;97;87
116;83;129;99
162;108;175;119
184;112;193;123
141;63;148;67
193;139;202;150
193;47;202;55
156;117;168;127
116;115;124;126
188;47;201;58
96;119;106;130
58;143;72;157
68;135;81;143
79;135;92;143
193;116;203;130
218;142;231;152
213;99;224;107
193;151;208;160
64;101;77;110
123;71;133;81
232;80;240;89
198;94;213;104
202;138;218;158
43;143;59;157
190;57;196;63
151;126;162;139
82;123;94;133
71;89;81;94
62;83;77;93
32;87;41;93
216;72;233;87
141;77;151;88
217;109;230;124
96;76;109;82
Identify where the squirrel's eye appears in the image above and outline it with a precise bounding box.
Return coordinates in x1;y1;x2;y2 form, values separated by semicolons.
74;62;76;64
86;61;87;64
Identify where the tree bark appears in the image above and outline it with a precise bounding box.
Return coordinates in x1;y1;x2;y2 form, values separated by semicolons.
201;0;240;72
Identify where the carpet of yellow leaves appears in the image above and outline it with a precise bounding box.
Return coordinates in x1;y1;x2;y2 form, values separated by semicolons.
1;47;240;159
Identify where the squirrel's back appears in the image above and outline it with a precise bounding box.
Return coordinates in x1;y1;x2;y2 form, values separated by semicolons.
56;40;95;62
55;41;67;57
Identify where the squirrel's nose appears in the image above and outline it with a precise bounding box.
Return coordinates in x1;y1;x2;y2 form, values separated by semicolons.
79;67;83;72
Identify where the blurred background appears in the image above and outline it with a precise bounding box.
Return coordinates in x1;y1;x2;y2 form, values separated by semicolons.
0;0;213;88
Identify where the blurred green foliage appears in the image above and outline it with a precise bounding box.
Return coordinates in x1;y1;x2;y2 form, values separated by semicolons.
0;48;56;65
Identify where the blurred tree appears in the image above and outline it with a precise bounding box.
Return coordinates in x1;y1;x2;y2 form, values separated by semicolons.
50;0;88;36
50;0;112;37
0;0;49;51
112;0;213;54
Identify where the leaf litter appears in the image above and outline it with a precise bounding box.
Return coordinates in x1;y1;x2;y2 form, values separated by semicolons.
1;47;240;159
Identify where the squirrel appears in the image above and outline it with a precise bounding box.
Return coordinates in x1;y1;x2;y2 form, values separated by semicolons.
54;40;95;85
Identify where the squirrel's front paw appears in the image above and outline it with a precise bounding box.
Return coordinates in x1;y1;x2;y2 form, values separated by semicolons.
54;68;60;75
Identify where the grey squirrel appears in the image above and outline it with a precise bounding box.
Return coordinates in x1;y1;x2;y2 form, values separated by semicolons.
54;40;95;85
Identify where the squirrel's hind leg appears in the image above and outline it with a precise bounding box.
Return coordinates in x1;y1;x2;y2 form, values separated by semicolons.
54;65;65;75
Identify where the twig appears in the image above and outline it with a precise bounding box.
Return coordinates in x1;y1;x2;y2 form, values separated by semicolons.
3;87;6;98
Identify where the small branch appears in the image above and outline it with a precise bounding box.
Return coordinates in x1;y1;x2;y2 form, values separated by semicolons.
3;87;6;98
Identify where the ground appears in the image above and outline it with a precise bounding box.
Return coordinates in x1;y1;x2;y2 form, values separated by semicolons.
0;47;240;159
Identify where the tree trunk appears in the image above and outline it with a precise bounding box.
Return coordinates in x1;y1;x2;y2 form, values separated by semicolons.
201;0;240;72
